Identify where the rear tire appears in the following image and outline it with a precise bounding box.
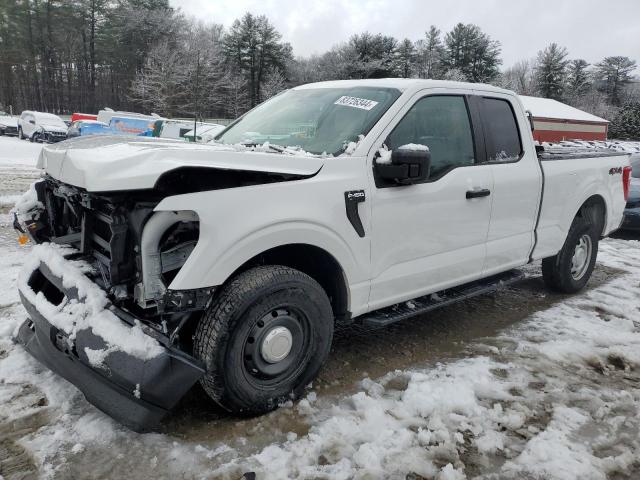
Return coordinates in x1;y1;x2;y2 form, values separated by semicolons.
542;217;598;293
194;265;334;414
18;127;24;140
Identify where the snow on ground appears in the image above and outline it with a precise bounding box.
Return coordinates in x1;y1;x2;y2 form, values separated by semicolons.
0;136;42;169
0;134;639;479
0;137;42;213
1;236;639;479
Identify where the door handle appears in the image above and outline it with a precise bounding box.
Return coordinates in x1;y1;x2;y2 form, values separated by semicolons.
466;188;491;199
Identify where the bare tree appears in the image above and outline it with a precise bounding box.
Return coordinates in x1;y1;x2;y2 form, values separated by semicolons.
500;60;536;95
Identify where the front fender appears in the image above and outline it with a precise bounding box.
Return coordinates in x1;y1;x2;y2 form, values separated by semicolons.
168;220;359;290
153;163;372;314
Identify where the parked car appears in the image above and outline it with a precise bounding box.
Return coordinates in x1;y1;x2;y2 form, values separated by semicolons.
183;123;226;143
97;108;161;126
14;79;631;431
151;119;202;140
0;114;19;136
621;155;640;231
66;120;111;138
70;112;98;122
18;111;68;143
109;116;157;136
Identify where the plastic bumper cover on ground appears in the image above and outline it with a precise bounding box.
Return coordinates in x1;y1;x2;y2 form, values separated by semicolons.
16;263;205;432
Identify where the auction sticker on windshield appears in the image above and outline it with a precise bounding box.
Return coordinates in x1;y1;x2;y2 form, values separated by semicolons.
334;96;379;110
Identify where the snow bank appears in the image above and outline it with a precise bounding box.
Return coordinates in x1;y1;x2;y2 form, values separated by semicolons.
17;243;163;361
207;239;640;480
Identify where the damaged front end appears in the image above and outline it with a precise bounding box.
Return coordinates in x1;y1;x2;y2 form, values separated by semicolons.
13;176;213;431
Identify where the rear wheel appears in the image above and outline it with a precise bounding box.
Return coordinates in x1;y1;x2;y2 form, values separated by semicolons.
542;217;598;293
194;265;334;414
18;127;24;140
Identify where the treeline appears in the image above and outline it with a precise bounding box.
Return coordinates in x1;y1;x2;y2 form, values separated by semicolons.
0;0;638;135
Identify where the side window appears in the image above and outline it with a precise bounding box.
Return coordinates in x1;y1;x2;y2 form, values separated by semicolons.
386;95;475;179
482;98;522;162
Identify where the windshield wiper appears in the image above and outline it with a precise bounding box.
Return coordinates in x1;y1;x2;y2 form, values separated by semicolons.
240;141;285;153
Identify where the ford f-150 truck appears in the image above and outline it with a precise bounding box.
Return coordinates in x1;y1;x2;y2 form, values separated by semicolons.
13;79;632;431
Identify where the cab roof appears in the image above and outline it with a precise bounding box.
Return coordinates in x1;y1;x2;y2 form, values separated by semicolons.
293;78;513;95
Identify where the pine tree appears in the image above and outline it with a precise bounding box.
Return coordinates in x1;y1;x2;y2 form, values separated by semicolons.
608;102;640;139
396;39;416;78
566;59;591;96
415;26;444;79
223;13;291;107
345;32;398;78
442;23;501;82
595;56;637;106
534;43;569;100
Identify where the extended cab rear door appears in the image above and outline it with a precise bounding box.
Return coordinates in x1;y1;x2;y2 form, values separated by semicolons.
471;91;543;275
367;89;493;310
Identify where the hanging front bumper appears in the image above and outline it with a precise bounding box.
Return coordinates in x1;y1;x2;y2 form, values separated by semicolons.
16;262;205;432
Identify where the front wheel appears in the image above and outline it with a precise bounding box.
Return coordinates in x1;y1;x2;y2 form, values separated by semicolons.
542;217;598;293
194;265;334;414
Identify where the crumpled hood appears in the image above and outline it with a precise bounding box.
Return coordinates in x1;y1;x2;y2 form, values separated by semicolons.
37;136;324;192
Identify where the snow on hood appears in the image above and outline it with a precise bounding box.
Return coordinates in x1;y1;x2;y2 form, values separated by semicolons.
37;136;325;192
18;243;163;362
0;115;18;127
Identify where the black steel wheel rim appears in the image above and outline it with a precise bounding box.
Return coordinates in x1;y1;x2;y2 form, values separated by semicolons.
242;305;311;387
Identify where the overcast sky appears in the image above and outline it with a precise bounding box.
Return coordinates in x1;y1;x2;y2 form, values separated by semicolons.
171;0;640;70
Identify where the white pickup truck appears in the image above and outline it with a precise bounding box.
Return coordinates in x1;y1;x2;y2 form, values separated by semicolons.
14;79;632;431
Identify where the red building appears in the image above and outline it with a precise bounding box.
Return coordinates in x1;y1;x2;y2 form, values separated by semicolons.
519;95;609;142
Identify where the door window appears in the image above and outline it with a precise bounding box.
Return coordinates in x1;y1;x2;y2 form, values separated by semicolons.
482;98;523;162
386;95;475;179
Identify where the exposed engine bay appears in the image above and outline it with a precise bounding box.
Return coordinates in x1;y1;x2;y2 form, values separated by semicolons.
19;175;209;349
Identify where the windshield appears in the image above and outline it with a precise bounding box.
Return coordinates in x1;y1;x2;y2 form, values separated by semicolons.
216;87;401;156
35;113;66;128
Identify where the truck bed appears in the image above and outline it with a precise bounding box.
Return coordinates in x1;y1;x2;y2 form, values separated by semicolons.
533;148;630;261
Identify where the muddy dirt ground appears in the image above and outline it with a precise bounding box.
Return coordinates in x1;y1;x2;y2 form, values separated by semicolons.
1;138;639;479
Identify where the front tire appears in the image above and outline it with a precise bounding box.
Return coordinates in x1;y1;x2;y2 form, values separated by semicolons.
194;265;334;414
542;217;598;293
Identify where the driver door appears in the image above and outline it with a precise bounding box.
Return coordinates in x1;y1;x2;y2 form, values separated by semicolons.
368;92;493;310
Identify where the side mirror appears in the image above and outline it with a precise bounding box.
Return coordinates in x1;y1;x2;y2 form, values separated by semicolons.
375;147;431;185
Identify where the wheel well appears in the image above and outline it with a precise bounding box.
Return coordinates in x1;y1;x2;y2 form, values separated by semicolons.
230;244;350;322
576;194;606;236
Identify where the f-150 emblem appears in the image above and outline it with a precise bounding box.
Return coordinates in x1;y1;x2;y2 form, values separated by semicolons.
344;190;366;237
